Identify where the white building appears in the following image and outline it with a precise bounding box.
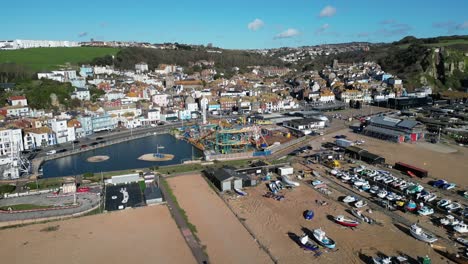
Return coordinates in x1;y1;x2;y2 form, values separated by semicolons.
152;93;169;107
3;105;29;117
23;127;55;150
0;39;80;50
49;119;75;144
71;88;91;101
105;91;126;101
93;66;115;75
106;106;142;118
8;96;28;106
0;128;24;156
135;62;149;73
147;109;161;121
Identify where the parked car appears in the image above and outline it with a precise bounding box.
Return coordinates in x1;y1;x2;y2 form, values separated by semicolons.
96;137;104;140
80;144;88;149
46;150;56;155
91;142;99;146
73;140;80;144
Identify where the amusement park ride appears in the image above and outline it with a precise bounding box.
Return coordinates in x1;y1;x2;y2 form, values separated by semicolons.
182;120;269;155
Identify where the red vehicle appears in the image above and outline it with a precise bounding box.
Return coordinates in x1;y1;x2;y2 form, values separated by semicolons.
77;187;90;193
80;144;88;149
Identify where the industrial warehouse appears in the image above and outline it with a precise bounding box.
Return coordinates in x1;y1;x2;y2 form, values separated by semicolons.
362;116;425;143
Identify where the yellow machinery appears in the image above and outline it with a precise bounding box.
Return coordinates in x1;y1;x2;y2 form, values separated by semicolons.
325;160;341;168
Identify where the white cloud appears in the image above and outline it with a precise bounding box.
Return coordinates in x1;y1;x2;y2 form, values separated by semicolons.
274;28;300;39
78;32;88;37
456;21;468;30
248;19;265;31
319;5;336;17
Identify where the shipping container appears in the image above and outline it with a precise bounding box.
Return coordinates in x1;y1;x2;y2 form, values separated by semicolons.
394;162;428;178
278;166;294;176
335;138;354;148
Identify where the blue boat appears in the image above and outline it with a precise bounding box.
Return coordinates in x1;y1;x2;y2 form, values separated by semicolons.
300;234;320;251
405;200;417;212
313;228;336;249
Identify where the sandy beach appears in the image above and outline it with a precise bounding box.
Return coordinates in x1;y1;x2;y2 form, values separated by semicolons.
167;174;272;264
227;183;449;264
0;206;196;264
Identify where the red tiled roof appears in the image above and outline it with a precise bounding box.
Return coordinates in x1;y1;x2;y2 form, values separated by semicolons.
8;96;26;101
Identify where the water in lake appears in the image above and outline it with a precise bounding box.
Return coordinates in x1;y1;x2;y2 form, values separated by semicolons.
42;134;202;178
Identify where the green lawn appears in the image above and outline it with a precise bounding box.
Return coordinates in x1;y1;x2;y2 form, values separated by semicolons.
0;47;119;71
0;204;53;211
0;185;15;194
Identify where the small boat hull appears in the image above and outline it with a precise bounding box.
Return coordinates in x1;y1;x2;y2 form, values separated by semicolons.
334;215;359;227
234;188;247;196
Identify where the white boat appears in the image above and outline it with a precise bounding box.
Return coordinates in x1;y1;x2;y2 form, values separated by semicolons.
367;170;378;177
456;237;468;247
423;193;437;202
398;182;408;190
234;188;247;196
417;206;434;216
353;180;368;187
361;183;371;191
372;256;392;264
299;234;319;251
313;228;336;249
377;190;388;199
354;200;368;208
269;182;279;193
341;174;351;181
369;185;380;194
410;224;438;243
446;202;461;212
275;180;285;190
281;175;300;187
440;215;460;226
343;195;358;203
383;177;395;184
454;222;468;234
351;209;374;224
386;192;398;201
437;199;451;208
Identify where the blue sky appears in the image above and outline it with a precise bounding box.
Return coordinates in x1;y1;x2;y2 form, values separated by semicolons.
2;0;467;49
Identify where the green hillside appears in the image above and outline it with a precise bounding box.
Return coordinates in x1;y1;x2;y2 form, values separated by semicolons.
0;47;119;72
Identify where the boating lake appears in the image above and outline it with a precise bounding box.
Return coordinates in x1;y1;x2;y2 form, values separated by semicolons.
42;134;203;178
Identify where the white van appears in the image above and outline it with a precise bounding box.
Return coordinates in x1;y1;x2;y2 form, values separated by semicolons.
46;150;56;155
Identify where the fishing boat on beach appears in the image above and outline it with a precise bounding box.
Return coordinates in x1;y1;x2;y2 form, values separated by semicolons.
334;215;360;227
351;209;374;224
269;182;279;193
234;188;247;196
281;175;300;187
410;224;438;243
299;234;319;251
342;195;357;203
354;200;368;208
313;228;336;249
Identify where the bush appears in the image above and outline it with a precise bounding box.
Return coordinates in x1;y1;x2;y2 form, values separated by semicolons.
83;172;94;178
0;185;16;194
